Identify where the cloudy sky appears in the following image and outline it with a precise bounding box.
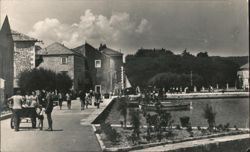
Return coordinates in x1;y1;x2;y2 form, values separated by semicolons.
1;0;248;56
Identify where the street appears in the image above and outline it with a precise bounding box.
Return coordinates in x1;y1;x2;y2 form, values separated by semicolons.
0;99;110;152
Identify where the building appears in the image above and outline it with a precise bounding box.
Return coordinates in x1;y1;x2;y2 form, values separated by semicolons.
0;16;14;101
73;43;123;94
37;42;86;91
237;62;249;90
11;30;39;89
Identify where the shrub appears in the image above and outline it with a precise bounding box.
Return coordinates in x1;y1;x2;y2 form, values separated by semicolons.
100;122;120;143
202;104;216;130
180;116;190;127
130;109;141;139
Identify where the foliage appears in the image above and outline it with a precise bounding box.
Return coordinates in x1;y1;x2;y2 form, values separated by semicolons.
18;68;72;92
125;49;240;89
130;109;141;138
100;122;120;143
180;116;190;127
117;97;128;128
202;104;216;130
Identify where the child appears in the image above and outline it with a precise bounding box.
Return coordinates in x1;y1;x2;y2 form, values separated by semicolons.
36;106;45;130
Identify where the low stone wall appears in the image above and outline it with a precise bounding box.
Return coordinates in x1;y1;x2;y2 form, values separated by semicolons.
166;92;249;99
92;98;116;124
169;137;250;152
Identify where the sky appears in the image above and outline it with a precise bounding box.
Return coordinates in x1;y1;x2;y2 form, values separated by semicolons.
0;0;248;56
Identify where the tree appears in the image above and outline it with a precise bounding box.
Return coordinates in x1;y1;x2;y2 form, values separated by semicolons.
18;68;72;92
203;104;216;131
197;52;208;58
117;97;129;128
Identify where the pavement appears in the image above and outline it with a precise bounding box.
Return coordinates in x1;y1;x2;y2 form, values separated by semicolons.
131;134;250;152
0;97;113;152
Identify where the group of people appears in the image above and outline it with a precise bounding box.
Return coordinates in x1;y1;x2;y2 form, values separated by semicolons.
58;92;73;110
8;90;54;132
79;90;102;110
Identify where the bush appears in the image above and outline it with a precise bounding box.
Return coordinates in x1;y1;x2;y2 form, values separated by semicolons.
18;68;72;92
202;104;216;130
180;116;190;127
100;122;120;143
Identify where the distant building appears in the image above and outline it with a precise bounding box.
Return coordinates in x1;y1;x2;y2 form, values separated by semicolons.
237;63;249;90
11;30;39;89
0;16;14;100
37;42;86;91
73;43;123;93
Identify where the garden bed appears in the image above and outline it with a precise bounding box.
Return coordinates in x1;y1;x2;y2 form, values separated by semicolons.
94;125;249;151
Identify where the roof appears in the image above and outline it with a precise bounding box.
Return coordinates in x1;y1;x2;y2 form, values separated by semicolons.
72;44;86;55
11;30;37;42
240;62;249;70
38;42;77;55
101;47;123;56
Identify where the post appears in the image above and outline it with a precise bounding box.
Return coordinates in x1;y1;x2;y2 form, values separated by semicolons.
190;71;193;87
121;66;124;90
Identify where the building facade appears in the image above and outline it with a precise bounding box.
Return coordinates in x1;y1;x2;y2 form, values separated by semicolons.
37;42;86;91
11;30;38;89
237;63;249;90
0;16;14;101
73;43;123;94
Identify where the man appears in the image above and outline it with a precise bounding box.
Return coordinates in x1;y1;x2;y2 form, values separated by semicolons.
8;90;23;131
45;91;53;131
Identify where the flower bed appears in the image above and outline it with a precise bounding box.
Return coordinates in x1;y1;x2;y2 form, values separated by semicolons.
94;125;249;151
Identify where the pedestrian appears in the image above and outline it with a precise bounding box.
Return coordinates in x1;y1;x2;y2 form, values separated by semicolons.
79;90;85;110
94;91;101;109
58;92;63;110
8;90;24;131
89;90;94;105
66;92;71;110
45;91;54;131
85;92;89;109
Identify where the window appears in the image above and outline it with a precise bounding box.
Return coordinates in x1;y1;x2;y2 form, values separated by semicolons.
61;57;68;64
95;60;101;68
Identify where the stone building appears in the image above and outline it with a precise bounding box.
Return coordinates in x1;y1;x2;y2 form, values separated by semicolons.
73;43;123;94
0;16;14;101
237;62;249;90
11;30;39;90
37;42;86;91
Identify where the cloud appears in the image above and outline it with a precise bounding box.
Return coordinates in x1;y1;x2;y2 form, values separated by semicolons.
28;9;150;49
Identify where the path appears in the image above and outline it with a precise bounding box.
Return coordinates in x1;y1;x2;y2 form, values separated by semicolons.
1;98;112;152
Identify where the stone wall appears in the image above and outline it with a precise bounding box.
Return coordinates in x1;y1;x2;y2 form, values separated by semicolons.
85;44;112;93
14;41;35;88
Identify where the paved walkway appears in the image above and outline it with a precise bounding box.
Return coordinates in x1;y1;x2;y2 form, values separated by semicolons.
1;98;113;152
131;134;250;152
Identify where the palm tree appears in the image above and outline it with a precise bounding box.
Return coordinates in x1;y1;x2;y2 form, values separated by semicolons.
117;96;128;128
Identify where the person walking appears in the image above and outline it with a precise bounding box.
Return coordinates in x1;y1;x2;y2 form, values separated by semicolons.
29;91;38;128
94;91;101;109
85;92;89;109
66;92;71;110
79;90;86;110
45;91;54;131
8;90;24;131
58;92;63;110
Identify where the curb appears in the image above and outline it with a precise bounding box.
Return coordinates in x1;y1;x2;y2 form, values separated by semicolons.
92;124;106;151
0;113;12;121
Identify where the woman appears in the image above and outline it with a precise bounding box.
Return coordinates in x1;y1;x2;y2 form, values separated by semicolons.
58;92;63;110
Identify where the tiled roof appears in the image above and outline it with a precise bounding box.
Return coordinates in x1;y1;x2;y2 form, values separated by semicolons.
101;47;123;56
240;63;249;70
38;42;76;55
11;30;37;42
72;44;86;55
